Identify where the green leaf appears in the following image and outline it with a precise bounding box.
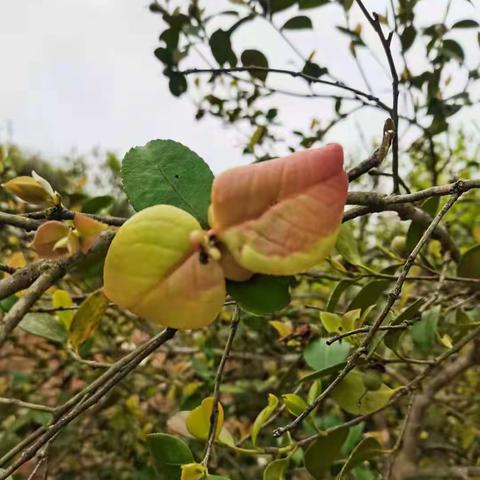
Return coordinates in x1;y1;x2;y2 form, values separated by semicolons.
0;295;18;313
304;428;349;478
52;289;74;330
251;394;279;446
122;139;214;227
336;223;362;265
452;19;479;28
303;338;350;372
300;361;348;383
326;279;354;312
19;313;67;343
82;195;114;214
347;280;390;312
282;393;308;416
168;72;188;97
186;397;223;440
411;306;439;352
301;60;328;80
457;244;480;279
337;437;384;477
341;423;365;456
384;298;423;351
282;16;313;30
68;289;109;351
400;25;416;51
227;275;291;315
209;29;237;67
147;433;194;480
262;0;296;14
442;39;465;62
406;197;439;253
263;457;289;480
298;0;330;9
320;310;360;334
241;49;269;81
331;370;396;415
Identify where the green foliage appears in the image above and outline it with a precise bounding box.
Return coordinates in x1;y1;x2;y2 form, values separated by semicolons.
304;428;348;478
263;457;289;480
122;139;214;227
457;244;480;278
146;433;194;479
226;275;291;315
337;437;384;478
303;338;350;372
19;313;67;343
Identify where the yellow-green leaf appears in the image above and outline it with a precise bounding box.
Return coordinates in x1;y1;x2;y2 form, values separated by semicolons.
68;289;109;351
52;289;74;330
186;397;224;441
181;463;208;480
304;428;349;479
263;457;289;480
331;370;396;415
251;394;279;446
282;394;308;417
336;436;384;478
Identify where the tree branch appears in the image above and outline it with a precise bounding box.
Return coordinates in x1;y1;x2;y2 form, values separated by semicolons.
354;0;400;192
273;192;462;437
0;397;55;413
203;307;241;467
177;66;391;111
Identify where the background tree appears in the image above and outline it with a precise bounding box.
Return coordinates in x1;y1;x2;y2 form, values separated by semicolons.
1;1;480;479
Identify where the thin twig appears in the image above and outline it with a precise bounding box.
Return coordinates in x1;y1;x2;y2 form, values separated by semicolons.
178;66;391;111
273;191;462;437
354;0;400;192
203;308;241;467
0;397;55;413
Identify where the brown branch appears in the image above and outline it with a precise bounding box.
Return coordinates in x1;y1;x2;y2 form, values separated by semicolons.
203;308;241;467
347;118;394;181
0;211;43;230
344;202;461;262
354;0;400;192
0;264;66;348
0;261;47;301
0;397;55;413
347;179;480;206
24;207;125;227
178;66;391;111
273;192;462;437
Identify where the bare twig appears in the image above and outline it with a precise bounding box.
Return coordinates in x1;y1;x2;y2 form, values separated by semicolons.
0;397;55;413
354;0;400;192
347;118;394;181
0;264;66;348
203;308;241;467
178;66;391;111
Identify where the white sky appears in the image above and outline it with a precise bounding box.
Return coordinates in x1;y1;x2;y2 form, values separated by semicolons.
0;0;478;175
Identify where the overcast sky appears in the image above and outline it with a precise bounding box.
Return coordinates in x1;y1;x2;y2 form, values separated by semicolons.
0;0;478;175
